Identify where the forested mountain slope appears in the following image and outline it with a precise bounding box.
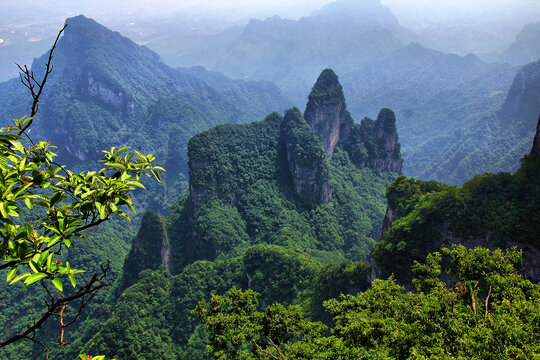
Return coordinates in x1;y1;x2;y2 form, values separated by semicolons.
373;115;540;284
0;15;291;360
81;69;403;359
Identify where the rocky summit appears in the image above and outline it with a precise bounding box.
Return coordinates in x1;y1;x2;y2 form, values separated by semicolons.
304;69;353;158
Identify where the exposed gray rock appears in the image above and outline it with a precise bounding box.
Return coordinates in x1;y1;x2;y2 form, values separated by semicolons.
282;107;331;204
360;108;403;173
304;69;353;158
531;114;540;155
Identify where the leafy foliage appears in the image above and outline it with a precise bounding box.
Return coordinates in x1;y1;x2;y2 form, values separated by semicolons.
196;246;540;360
0;116;162;354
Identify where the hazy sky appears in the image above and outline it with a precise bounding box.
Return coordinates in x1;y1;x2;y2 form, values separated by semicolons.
2;0;539;25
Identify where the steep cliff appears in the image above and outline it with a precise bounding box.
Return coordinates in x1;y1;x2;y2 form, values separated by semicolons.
373;121;540;284
304;69;402;174
281;107;331;204
531;115;540;155
345;108;402;173
304;69;353;158
501;58;540;127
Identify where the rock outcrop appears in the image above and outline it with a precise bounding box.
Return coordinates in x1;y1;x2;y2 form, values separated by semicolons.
501;58;540;127
531;114;540;155
120;210;170;290
304;69;353;158
344;108;402;173
281;107;331;204
360;108;402;173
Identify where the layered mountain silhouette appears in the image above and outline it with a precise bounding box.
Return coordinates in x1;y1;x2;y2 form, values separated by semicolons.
492;21;540;66
0;15;292;210
139;0;533;186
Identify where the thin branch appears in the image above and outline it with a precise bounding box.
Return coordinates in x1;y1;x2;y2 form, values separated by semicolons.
254;339;287;360
484;285;492;319
17;24;66;136
22;335;50;360
0;262;110;348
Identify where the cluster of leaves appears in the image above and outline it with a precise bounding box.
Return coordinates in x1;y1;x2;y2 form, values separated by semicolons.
374;153;540;282
0;116;162;293
0;110;164;354
196;245;540;360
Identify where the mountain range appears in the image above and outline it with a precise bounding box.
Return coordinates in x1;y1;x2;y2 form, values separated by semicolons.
136;0;538;185
0;15;292;212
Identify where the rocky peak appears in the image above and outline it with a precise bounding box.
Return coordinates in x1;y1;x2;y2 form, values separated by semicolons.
501;59;540;127
304;69;353;158
369;108;402;173
345;108;402;173
531;114;540;155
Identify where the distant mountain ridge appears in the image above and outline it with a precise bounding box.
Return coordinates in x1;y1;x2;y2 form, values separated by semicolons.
0;15;292;211
143;0;529;186
492;21;540;66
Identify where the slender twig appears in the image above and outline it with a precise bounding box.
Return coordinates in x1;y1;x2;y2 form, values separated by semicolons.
0;262;110;348
22;335;50;360
16;24;66;136
254;339;287;360
485;285;492;319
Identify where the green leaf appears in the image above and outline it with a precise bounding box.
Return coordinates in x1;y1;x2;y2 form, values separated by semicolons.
151;169;162;182
109;202;118;213
0;155;7;171
51;277;63;292
96;202;107;220
29;260;40;273
10;140;25;154
24;197;34;210
6;267;17;282
0;202;7;218
9;272;30;285
25;272;47;286
68;274;76;288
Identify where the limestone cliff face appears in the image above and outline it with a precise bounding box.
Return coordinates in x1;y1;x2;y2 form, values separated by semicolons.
304;69;353;158
360;108;402;173
531;114;540;155
188;158;218;209
501;58;540;127
281;107;331;204
344;108;402;174
85;70;135;113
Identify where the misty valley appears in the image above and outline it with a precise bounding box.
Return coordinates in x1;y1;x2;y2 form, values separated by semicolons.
0;0;539;359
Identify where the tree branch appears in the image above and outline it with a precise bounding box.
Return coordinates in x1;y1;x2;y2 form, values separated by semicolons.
254;339;287;360
16;24;66;136
0;261;110;348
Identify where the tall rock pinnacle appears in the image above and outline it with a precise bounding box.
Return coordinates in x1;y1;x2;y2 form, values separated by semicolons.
304;69;353;157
